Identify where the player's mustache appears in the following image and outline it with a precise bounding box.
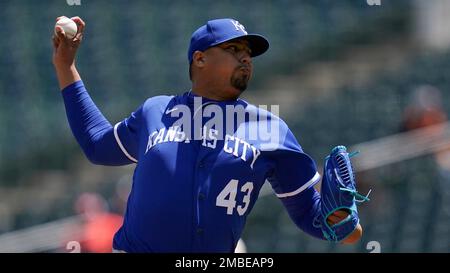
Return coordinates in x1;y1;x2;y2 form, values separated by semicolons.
237;64;251;72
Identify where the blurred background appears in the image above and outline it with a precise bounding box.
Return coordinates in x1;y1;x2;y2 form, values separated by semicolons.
0;0;450;253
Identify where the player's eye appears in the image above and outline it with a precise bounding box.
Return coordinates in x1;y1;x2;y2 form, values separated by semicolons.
220;43;251;57
226;45;238;53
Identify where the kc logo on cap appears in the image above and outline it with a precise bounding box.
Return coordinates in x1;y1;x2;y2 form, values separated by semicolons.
230;20;248;35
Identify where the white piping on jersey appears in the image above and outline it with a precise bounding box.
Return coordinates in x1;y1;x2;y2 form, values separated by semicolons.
275;172;321;198
114;122;138;163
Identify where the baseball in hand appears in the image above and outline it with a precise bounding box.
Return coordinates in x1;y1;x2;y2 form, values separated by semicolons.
55;17;78;39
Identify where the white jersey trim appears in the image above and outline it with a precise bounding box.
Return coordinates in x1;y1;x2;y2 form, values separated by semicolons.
275;172;321;198
112;248;127;253
114;122;138;163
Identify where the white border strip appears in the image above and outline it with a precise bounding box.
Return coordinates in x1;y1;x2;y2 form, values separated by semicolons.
275;172;321;198
114;122;138;163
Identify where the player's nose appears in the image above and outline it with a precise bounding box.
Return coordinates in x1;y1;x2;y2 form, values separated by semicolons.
240;53;252;66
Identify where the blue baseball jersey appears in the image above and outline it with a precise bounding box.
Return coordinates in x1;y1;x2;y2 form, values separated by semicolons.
62;81;321;252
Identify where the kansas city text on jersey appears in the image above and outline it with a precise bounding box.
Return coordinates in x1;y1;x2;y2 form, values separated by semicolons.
145;125;261;169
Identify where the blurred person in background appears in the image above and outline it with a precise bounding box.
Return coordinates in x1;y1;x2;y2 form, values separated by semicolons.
109;176;132;216
400;85;450;171
74;192;123;253
400;85;447;132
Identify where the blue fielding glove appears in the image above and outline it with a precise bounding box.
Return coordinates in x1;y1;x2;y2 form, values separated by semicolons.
316;145;370;242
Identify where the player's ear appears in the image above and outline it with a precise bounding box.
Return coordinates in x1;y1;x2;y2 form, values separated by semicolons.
192;51;206;68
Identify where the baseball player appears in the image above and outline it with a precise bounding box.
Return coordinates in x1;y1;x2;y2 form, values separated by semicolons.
53;16;369;252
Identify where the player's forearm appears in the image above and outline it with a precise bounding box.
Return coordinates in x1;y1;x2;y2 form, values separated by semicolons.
55;64;82;91
280;187;327;240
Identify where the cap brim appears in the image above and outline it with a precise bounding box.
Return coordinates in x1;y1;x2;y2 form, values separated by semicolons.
241;34;270;58
212;34;269;58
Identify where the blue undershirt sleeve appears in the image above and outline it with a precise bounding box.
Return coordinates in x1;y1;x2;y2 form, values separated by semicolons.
279;186;326;240
61;80;136;166
266;121;325;240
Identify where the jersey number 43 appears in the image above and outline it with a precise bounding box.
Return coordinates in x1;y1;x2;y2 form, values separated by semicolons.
216;179;254;216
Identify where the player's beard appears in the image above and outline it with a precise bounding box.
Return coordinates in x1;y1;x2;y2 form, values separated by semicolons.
230;66;251;92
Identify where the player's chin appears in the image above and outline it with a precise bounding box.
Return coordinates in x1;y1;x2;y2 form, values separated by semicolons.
231;75;250;94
